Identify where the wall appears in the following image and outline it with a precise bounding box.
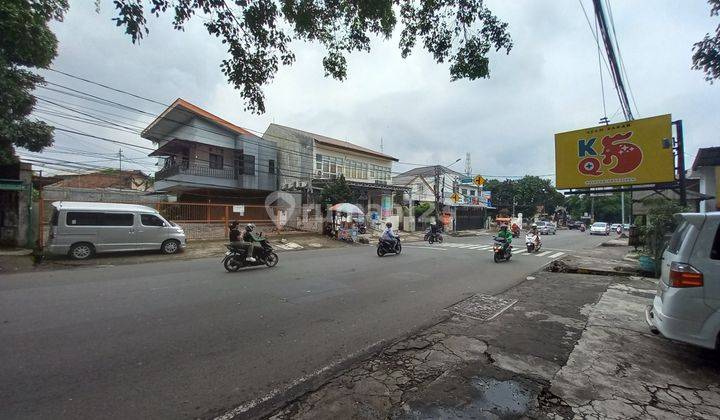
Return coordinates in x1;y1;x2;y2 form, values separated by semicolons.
43;187;175;203
262;124;314;189
698;166;718;213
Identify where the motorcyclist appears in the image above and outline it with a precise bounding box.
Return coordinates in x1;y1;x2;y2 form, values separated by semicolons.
429;221;440;240
381;221;399;248
529;224;541;248
496;223;512;251
242;223;262;262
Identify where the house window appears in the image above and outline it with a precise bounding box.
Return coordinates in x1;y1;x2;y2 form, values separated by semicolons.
209;153;223;169
268;159;276;174
462;189;468;195
470;190;476;196
243;154;255;175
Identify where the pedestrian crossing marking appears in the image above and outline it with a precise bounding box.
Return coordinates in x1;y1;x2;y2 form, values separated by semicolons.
418;242;567;260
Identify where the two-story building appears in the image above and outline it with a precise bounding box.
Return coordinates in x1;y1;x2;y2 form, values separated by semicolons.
143;99;277;203
393;165;492;231
262;124;406;225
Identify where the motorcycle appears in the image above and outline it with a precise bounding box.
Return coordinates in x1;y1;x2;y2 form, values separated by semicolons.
424;229;444;244
579;224;586;233
525;233;541;253
222;235;279;272
377;236;402;257
493;237;512;262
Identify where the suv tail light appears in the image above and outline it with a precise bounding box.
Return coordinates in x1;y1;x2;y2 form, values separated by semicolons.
669;262;703;288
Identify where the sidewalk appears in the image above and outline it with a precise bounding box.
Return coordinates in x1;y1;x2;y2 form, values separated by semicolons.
260;243;719;419
0;233;349;274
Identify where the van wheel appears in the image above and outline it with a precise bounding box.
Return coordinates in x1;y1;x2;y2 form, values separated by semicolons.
69;243;94;260
161;239;181;254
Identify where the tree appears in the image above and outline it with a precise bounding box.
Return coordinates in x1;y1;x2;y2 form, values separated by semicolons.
640;198;688;276
0;0;67;163
319;174;353;207
484;178;515;216
110;0;512;113
693;0;720;82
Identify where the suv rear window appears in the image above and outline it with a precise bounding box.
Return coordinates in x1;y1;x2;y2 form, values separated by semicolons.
667;221;690;255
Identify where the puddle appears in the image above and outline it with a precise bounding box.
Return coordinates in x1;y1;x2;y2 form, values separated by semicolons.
403;377;533;419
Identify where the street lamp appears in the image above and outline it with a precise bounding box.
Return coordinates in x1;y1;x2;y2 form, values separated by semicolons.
446;158;462;168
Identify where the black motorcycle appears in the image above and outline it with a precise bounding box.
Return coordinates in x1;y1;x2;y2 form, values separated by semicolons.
424;229;444;244
493;237;512;263
223;237;279;272
377;236;402;257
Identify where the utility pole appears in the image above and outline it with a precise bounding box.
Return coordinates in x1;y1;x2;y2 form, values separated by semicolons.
434;165;441;222
118;148;123;171
674;120;687;208
620;191;625;225
464;152;471;176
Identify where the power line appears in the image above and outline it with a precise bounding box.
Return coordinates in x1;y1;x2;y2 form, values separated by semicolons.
604;0;639;117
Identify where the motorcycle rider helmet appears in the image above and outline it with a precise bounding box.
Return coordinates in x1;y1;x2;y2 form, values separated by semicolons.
245;223;255;232
430;221;437;226
386;222;392;228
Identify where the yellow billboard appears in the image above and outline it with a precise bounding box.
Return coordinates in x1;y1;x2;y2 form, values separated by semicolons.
555;114;675;189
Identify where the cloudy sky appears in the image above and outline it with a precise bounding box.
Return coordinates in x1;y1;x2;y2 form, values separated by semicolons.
27;0;719;183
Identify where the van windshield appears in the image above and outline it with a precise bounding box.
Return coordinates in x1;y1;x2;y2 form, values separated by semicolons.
667;221;690;255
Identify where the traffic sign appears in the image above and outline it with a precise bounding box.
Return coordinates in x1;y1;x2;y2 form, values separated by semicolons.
473;175;485;186
450;193;462;203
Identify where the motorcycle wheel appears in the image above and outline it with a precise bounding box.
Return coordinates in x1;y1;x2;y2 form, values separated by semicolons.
377;247;385;257
395;243;402;254
223;256;242;272
428;236;434;244
494;253;501;263
437;235;443;244
527;245;532;253
506;252;511;261
265;252;279;267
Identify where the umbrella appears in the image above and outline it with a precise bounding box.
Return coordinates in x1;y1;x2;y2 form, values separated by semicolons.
329;203;364;215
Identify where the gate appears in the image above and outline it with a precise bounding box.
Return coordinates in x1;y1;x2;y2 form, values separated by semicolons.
455;207;487;231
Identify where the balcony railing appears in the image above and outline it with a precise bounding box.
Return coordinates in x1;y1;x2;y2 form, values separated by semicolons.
156;163;237;181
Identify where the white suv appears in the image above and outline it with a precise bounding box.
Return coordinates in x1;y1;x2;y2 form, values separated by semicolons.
646;212;720;349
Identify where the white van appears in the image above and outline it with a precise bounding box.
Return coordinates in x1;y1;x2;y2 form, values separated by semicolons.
46;201;187;260
646;212;720;349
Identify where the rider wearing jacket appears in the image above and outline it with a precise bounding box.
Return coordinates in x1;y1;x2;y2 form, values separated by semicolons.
381;222;399;247
497;223;512;250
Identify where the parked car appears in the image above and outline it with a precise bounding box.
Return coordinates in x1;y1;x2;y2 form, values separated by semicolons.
623;223;630;231
536;221;556;235
46;201;187;260
589;222;610;235
646;212;720;349
610;223;622;232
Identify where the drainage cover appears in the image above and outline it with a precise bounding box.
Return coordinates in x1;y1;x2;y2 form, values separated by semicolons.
446;294;517;321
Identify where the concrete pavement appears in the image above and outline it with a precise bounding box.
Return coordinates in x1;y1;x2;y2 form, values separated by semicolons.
0;230;607;419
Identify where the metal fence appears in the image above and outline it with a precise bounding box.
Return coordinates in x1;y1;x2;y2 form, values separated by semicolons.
37;198;319;247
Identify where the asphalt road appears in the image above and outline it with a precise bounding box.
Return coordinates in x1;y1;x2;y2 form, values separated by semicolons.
0;230;609;419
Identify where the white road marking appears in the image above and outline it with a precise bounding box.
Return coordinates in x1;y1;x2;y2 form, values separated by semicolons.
406;246;447;251
549;252;565;259
536;251;551;257
513;249;527;254
214;339;386;419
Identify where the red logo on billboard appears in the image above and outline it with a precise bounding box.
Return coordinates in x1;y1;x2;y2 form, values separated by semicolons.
576;131;643;177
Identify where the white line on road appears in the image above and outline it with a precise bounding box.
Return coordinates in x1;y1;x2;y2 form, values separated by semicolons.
405;246;447;251
513;249;527;254
549;252;565;259
214;339;386;419
536;251;551;257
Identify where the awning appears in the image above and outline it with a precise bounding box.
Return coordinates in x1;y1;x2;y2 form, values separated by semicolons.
312;179;411;193
148;139;195;157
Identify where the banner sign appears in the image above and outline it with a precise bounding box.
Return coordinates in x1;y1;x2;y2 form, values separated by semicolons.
554;114;674;189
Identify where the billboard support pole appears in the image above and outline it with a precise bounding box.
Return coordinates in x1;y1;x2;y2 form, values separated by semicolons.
673;120;687;208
